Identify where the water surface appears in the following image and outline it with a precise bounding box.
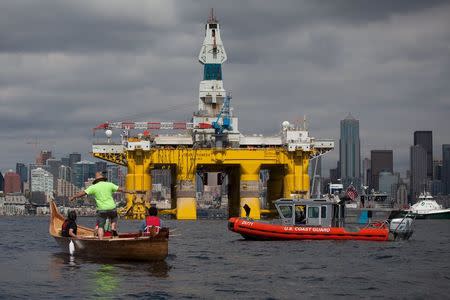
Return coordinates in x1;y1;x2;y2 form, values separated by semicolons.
0;217;449;299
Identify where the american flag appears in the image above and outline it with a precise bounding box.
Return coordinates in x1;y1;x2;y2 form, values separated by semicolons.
345;185;358;201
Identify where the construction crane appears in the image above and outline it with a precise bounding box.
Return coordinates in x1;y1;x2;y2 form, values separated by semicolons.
211;92;232;135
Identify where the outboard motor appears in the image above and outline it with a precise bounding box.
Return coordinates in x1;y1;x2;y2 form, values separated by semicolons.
389;217;414;240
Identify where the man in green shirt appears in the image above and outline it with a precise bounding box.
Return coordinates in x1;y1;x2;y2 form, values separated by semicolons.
70;172;132;239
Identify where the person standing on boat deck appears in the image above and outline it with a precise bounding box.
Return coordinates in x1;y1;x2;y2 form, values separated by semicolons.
69;172;133;240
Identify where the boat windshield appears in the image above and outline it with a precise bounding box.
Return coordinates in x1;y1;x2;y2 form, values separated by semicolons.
278;205;293;219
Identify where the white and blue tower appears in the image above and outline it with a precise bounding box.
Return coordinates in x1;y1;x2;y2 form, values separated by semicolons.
193;10;240;145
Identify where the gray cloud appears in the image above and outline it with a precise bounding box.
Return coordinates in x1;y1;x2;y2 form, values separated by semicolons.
0;0;449;176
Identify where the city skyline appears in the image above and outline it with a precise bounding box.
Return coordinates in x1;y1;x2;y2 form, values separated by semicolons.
0;1;449;175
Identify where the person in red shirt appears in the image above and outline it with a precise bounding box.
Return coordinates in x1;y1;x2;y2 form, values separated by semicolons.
140;206;162;234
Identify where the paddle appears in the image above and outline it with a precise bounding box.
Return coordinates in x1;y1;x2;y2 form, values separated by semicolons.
69;240;75;256
243;204;251;218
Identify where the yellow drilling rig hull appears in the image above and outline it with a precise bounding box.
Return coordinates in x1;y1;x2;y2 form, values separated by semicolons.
94;147;312;220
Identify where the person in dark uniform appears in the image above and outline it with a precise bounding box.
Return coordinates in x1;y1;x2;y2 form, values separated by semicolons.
61;210;78;238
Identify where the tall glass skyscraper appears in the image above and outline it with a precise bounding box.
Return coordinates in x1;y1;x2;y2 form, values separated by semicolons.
410;145;427;202
370;150;393;192
414;131;433;179
73;161;95;188
339;113;360;189
443;144;450;195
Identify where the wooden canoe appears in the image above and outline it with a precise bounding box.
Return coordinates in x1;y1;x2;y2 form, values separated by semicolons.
49;201;169;261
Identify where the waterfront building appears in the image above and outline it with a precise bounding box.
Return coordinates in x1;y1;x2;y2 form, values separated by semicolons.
414;131;433;179
31;167;53;195
443;144;450;195
410;145;427;202
73;161;95;188
0;194;28;216
339;113;360;189
46;158;62;191
36;150;52;165
4;171;21;194
370;150;393;192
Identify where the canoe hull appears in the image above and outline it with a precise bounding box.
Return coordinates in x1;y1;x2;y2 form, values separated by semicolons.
53;234;168;261
49;201;169;261
228;217;390;241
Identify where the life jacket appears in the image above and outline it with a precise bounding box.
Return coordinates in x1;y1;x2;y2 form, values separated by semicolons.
145;216;161;234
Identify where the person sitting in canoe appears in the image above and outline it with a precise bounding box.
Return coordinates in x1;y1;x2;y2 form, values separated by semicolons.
69;171;134;240
61;210;78;238
140;206;162;235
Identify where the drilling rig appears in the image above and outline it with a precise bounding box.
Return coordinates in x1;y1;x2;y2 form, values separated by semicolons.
92;10;334;219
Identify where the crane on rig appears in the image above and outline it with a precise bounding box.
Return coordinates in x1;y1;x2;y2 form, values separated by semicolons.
211;92;232;135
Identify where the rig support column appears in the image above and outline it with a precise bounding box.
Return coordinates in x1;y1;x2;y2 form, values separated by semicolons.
240;163;261;219
125;149;152;219
283;155;310;198
176;163;197;220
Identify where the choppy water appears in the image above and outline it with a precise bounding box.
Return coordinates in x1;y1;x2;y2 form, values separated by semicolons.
0;217;449;299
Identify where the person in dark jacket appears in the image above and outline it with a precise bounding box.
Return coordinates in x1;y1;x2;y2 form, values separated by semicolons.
61;210;78;238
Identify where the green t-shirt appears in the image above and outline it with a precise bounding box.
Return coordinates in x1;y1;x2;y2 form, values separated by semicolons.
85;181;118;211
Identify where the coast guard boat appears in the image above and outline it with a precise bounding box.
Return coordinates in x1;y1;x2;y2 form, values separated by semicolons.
228;197;414;241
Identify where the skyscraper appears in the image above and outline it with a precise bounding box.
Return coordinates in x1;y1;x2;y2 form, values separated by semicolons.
73;161;95;188
442;144;450;195
95;161;108;173
69;153;81;169
16;163;28;183
58;165;71;182
339;113;360;189
370;150;393;191
46;158;62;191
0;171;4;192
433;160;442;181
414;131;433;179
362;158;371;187
61;157;70;167
410;145;427;202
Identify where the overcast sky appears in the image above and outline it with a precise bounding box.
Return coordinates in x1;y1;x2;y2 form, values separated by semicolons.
1;0;449;176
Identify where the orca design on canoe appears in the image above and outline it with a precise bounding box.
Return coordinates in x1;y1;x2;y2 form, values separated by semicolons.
228;198;414;242
49;201;169;261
